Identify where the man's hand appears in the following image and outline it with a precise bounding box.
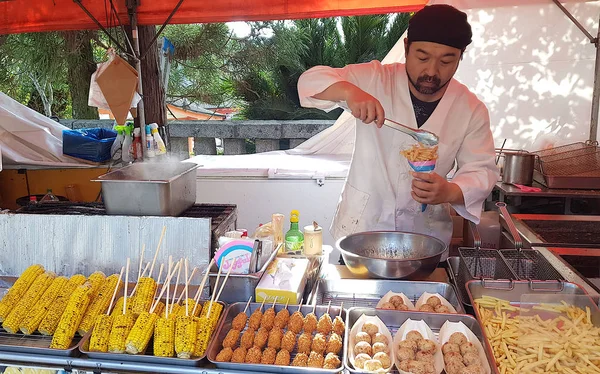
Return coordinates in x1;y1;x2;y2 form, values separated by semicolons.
410;172;464;205
313;82;385;127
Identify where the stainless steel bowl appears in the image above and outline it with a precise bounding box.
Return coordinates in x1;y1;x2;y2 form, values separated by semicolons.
336;231;447;279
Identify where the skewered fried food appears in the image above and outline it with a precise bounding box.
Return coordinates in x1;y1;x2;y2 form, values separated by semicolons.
240;328;255;349
231;347;246;363
354;353;371;369
273;307;290;329
267;328;283;350
323;352;341;369
373;352;391;368
332;315;345;336
261;305;276;330
292;352;309;366
303;312;317;334
288;310;304;333
231;312;248;331
260;347;277;364
248;306;263;330
253;327;268;348
274;349;290;365
216;347;233;362
223;329;240;348
281;330;296;352
354;341;372;356
355;331;371;344
326;332;342;354
317;313;332;335
361;322;378;336
311;333;327;354
307;351;324;368
298;332;312;354
245;346;262;363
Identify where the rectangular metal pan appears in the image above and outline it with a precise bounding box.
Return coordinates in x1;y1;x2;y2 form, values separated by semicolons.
78;300;226;365
312;279;464;313
343;308;496;374
207;302;346;374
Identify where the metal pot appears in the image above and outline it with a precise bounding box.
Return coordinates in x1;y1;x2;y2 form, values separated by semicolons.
502;151;536;185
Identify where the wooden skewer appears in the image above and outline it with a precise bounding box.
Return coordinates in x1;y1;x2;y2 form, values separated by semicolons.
214;264;233;303
184;259;190;317
152;263;165;302
312;303;316;314
327;301;331;314
192;261;214;316
176;266;198;304
297;298;303;312
149;225;166;277
271;298;277;308
137;244;146;282
339;302;343;317
169;258;183;313
285;298;289;309
259;299;265;312
206;265;222;317
123;258;130;315
166;257;172;319
106;266;125;315
149;260;181;313
243;296;252;314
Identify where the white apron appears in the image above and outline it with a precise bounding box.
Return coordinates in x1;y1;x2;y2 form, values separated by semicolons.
298;61;499;259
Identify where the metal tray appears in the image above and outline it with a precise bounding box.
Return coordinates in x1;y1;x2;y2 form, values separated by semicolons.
207;302;346;374
447;257;474;311
78;300;226;365
343;308;496;374
311;279;464;313
533;169;600;189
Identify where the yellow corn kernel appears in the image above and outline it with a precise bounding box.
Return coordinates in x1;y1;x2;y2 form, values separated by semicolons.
50;283;93;349
89;314;114;353
131;278;156;316
2;271;56;334
175;315;196;359
38;274;86;336
154;317;175;357
108;313;135;353
87;271;107;299
19;276;68;335
176;298;201;317
125;311;158;354
78;274;122;335
110;296;133;317
201;301;223;330
192;316;211;358
0;264;44;322
169;304;181;318
154;301;165;318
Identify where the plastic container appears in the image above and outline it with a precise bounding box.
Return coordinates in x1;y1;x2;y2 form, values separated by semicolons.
303;224;323;255
62;128;117;162
133;128;143;160
122;125;133;162
145;125;155;158
150;123;167;155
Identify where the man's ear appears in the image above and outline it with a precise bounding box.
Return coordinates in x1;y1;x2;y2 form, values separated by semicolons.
404;38;409;55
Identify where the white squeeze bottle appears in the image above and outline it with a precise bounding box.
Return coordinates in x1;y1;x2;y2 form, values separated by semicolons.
150;123;167;155
121;125;133;162
145;125;155;158
110;126;124;160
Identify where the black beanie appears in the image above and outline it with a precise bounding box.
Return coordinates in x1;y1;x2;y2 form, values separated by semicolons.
408;5;472;50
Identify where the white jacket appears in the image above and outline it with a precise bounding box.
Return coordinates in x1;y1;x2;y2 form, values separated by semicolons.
298;61;498;256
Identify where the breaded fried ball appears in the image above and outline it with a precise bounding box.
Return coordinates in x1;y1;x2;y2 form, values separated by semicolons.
406;330;424;342
223;329;240;348
261;307;276;330
355;331;371;344
332;315;345;336
372;332;388;345
317;313;333;335
446;360;466;374
267;328;283;350
354;353;371;369
380;302;396;310
407;360;427;374
354;341;372;356
426;296;442;307
364;359;383;371
373;342;390;355
312;333;327;354
292;352;309;367
462;364;484;374
307;351;324;368
460;342;478;356
245;346;262;363
326;332;343;354
281;330;296;352
232;312;248;331
422;361;436;374
416;351;435;362
418;339;437;355
435;305;451;314
463;352;480;366
398;339;418;352
231;347;247;363
444;351;463;364
274;349;291;366
298;332;312;354
260;347;277;364
419;304;435;312
240;328;255;349
362;322;379;336
398;360;410;371
274;308;290;329
288;311;304;334
303;312;318;334
397;303;410;311
254;327;269;349
216;347;233;362
449;332;468;346
442;342;460;355
390;295;405;307
323;352;341;369
373;352;391;369
396;346;415;361
248;308;263;330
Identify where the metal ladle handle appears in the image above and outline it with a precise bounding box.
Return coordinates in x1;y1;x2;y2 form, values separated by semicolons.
496;202;523;250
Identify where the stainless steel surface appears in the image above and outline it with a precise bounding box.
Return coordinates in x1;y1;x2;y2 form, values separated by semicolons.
312;278;464;313
0;329;80;357
532;141;600;189
0;214;210;278
95;162;199;216
336;231;447;279
501;151;535;185
208;302;346;374
344;308;495;374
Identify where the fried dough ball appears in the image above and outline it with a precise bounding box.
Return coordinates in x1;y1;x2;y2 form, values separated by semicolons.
416;351;435;363
354;341;372;356
362;322;379;336
423;361;436;374
326;333;343;354
281;330;296;352
364;359;383;371
418;339;437;355
380;302;396;310
267;328;283;350
261;307;276;330
298;332;312;354
323;352;341;369
449;332;468;346
232;312;248;331
274;349;291;366
446;360;466;374
406;330;424;342
398;339;418;352
223;329;240;348
312;333;327;354
288;311;304;334
307;351;324;368
254;327;269;349
317;313;333;335
292;352;309;367
418;304;435;312
397;303;410;311
444;351;464;364
373;342;390;355
355;331;371;344
373;351;391;369
463;352;480;366
390;295;405;307
460;342;478;356
435;305;451;314
442;342;460;355
274;308;290;329
260;347;277;364
240;328;255;349
248;308;263;330
304;312;318;334
462;364;484;374
396;346;415;361
216;347;233;362
332;315;346;336
407;360;428;374
372;332;388;345
426;296;442;307
245;346;262;363
354;353;371;369
398;360;410;371
231;347;247;363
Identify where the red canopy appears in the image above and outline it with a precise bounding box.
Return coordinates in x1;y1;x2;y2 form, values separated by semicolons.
0;0;426;35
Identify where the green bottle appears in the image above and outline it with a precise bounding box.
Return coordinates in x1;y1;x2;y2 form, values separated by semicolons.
285;210;304;254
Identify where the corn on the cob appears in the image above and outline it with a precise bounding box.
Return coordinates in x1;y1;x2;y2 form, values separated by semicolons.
0;264;44;322
2;271;56;333
38;274;86;335
201;301;223;330
108;313;135;353
78;274;122;335
87;271;107;298
153;317;175;357
19;276;68;335
89;314;114;352
192;316;211;358
131;278;156;316
175;315;196;359
125;311;158;354
50;283;93;349
169;304;181;319
154;301;165;317
176;298;201;317
110;296;133;317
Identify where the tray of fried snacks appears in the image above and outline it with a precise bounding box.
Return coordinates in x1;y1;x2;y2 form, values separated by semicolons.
438;321;491;374
208;299;346;373
394;319;443;374
348;313;395;373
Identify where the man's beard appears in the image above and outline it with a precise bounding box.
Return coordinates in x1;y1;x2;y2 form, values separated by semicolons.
407;71;450;95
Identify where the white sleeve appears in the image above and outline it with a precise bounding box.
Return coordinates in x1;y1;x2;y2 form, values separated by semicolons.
297;61;382;111
450;104;499;223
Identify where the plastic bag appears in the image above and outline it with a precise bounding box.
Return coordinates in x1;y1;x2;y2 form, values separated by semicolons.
62;128;117;162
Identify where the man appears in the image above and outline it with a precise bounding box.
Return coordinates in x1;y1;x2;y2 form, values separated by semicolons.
297;5;498;256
